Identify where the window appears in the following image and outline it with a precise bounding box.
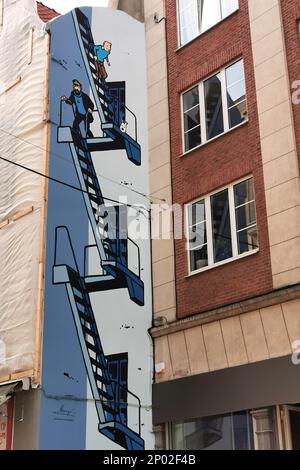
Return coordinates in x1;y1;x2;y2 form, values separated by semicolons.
182;59;248;153
226;59;247;128
204;72;224;140
211;189;232;263
183;86;201;151
186;177;258;273
188;199;208;271
170;410;255;450
234;178;257;255
251;408;278;450
178;0;200;46
178;0;239;47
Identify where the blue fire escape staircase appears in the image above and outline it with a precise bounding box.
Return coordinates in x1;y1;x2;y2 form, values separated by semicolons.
72;7;141;166
57;126;144;307
54;6;146;450
53;227;144;450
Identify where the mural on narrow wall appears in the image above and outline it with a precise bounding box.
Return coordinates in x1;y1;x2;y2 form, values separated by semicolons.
41;7;153;450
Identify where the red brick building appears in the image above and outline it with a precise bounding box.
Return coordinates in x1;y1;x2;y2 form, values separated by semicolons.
168;0;272;317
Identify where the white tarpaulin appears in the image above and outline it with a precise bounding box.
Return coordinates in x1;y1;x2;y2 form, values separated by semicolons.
0;0;48;380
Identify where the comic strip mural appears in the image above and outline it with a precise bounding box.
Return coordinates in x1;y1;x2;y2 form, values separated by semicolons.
40;8;153;450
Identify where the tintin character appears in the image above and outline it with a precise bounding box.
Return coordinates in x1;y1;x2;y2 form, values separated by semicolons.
93;41;112;81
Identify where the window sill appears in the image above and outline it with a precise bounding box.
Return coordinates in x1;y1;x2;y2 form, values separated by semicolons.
175;9;239;53
185;248;259;278
179;119;249;159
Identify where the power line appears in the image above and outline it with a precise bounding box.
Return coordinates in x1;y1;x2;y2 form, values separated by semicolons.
0;126;164;204
0;154;149;214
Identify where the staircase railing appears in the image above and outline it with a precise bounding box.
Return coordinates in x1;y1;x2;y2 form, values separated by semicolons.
54;225;79;271
127;237;141;278
101;379;141;435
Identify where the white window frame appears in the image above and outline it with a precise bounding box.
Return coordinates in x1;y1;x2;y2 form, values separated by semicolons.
181;58;248;155
185;176;259;276
177;0;239;48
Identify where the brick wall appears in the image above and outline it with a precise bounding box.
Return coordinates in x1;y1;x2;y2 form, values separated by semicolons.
165;0;273;318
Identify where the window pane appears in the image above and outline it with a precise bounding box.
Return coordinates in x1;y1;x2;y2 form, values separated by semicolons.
171;422;185;450
289;411;300;450
183;87;201;151
221;0;239;18
227;80;246;105
200;0;221;33
188;200;205;227
183;86;199;112
188;200;207;271
185;126;201;151
228;101;248;128
236;201;256;231
211;189;232;262
180;22;200;46
195;415;233;450
233;411;254;450
180;26;199;45
234;179;258;254
190;244;208;271
252;408;277;450
171;411;255;450
184;106;200;132
178;0;199;45
226;60;247;127
204;73;224;140
234;178;254;206
226;60;245;88
189;222;207;248
237;226;258;254
171;415;234;450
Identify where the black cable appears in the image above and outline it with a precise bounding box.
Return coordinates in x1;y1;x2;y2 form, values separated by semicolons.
0;126;164;204
0;154;149;213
